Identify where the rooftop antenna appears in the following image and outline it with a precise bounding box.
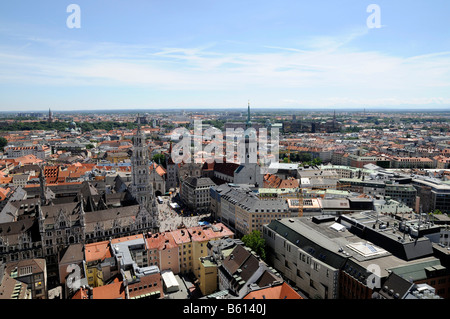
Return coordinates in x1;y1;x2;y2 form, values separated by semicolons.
376;204;379;224
418;206;422;230
399;205;406;240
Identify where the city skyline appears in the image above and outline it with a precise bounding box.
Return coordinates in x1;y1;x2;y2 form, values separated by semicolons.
1;1;450;111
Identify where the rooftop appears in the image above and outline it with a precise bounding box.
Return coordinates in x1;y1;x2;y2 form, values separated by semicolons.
84;241;112;263
243;282;302;300
267;212;440;278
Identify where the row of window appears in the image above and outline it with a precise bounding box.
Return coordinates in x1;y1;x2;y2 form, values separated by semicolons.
254;209;286;213
2;249;42;262
130;282;159;291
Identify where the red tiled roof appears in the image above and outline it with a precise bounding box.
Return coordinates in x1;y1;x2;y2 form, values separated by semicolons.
243;282;302;299
85;240;112;262
92;280;126;299
149;162;166;176
0;187;11;201
146;231;177;250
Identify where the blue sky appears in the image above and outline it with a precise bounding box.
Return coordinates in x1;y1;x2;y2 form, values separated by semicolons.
0;1;449;111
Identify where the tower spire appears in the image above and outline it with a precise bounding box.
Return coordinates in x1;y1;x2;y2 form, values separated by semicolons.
137;113;141;132
48;108;53;123
246;100;252;129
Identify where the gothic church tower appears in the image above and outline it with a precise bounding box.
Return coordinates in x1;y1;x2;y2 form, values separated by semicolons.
130;116;159;232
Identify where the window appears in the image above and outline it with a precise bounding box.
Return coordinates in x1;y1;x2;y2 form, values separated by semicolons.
19;266;33;276
314;262;320;271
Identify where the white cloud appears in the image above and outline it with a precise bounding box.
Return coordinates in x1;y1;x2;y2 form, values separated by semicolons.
1;30;450;108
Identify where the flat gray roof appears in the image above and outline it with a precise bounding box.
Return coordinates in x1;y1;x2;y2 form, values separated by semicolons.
267;211;438;277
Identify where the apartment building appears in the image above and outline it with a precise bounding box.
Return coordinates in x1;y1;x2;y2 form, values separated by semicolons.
321;164;377;179
164;223;234;276
84;241;114;288
170;228;193;275
413;178;450;214
4;145;51;160
146;231;179;274
218;243;285;298
337;178;418;209
210;183;253;230
180;176;215;213
5;258;47;299
0;262;31;299
12;174;31;188
198;237;239;296
391;156;435;169
235;195;289;237
188;224;234;279
347;154;378;168
211;183;289;237
385;184;418;208
264;211;448;299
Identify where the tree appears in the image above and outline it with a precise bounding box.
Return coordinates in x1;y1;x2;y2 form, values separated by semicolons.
152;153;166;168
0;137;7;151
241;230;266;260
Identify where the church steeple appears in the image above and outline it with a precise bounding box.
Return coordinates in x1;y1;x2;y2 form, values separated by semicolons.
131;114;151;202
242;100;257;165
48;108;53;123
137;113;141;131
246;100;252;129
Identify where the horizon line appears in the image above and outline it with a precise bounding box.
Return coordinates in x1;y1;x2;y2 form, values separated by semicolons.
2;106;450;114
